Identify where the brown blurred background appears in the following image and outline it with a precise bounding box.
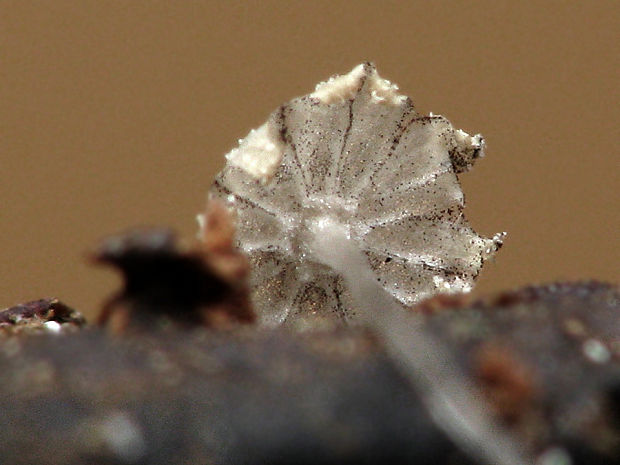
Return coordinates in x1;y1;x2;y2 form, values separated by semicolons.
2;1;618;320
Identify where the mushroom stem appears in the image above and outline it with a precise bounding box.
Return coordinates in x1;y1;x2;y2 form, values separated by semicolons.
309;219;532;465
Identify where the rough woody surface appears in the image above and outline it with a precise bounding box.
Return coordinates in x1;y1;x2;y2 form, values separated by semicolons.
0;282;618;464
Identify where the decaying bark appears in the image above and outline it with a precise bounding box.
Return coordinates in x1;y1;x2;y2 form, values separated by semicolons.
0;282;618;464
94;200;254;333
0;298;85;336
